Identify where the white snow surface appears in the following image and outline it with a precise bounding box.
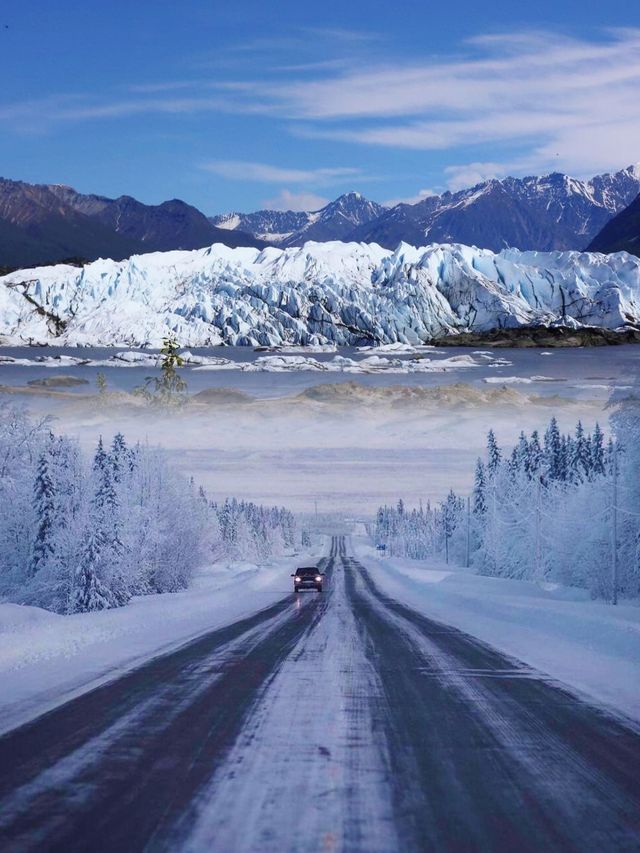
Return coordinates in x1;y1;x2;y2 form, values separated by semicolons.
355;538;640;724
1;240;639;346
0;553;321;735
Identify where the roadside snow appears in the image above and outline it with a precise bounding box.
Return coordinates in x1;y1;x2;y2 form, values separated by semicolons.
354;538;640;724
0;552;321;735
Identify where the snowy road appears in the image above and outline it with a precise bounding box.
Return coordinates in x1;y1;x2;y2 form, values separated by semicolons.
1;538;639;852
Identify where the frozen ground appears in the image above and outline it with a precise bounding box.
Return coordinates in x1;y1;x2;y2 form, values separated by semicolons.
0;549;322;736
353;535;640;723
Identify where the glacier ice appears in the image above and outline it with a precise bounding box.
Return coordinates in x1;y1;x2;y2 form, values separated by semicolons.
0;240;639;347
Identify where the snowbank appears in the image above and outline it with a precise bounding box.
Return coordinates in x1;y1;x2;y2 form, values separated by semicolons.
0;552;321;735
354;538;640;724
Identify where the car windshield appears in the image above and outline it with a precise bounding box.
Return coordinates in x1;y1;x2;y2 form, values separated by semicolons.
297;568;318;575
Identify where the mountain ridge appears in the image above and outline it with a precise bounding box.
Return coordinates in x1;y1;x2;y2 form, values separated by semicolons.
213;167;640;253
588;191;640;257
2;166;640;270
0;178;265;268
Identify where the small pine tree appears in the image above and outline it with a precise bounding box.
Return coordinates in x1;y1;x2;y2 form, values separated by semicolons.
71;529;112;613
526;430;542;478
591;423;606;477
31;444;56;577
473;459;487;516
96;372;107;395
544;417;562;480
487;430;501;474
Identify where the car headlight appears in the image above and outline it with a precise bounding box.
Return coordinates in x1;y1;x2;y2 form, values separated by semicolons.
294;576;301;582
315;576;322;582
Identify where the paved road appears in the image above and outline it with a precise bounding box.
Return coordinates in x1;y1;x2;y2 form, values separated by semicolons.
1;537;639;852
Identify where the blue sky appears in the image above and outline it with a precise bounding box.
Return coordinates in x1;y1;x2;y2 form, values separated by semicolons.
2;1;640;214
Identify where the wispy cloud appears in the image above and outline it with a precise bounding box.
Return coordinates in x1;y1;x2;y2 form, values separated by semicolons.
383;188;438;207
3;29;640;185
201;160;361;185
443;162;507;191
249;28;640;177
262;189;330;211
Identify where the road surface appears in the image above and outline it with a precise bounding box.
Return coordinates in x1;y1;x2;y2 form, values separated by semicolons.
0;537;639;852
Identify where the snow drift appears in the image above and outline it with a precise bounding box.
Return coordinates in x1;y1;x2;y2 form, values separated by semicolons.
1;241;639;347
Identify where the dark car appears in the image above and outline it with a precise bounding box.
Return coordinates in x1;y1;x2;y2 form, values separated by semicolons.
292;566;324;593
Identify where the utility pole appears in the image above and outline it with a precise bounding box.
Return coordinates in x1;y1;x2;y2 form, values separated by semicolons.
465;495;471;568
612;448;618;606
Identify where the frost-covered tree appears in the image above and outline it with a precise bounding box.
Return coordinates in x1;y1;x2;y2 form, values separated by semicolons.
377;413;636;601
487;429;501;474
31;439;57;578
71;529;113;613
473;460;487;516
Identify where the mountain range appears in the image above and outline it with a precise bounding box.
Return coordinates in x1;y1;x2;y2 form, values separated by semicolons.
1;166;639;271
213;167;640;253
0;179;264;269
1;241;638;347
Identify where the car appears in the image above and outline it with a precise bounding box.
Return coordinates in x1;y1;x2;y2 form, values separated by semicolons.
291;566;324;593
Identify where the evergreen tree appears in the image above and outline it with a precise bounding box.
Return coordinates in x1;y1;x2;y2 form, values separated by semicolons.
71;529;112;612
110;433;129;484
487;430;501;474
544;417;562;480
591;423;606;476
31;442;56;577
473;459;487;516
525;430;542;478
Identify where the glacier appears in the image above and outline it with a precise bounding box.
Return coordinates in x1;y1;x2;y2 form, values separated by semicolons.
0;240;639;347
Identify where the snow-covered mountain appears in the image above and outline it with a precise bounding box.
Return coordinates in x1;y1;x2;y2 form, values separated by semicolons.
355;168;640;252
214;168;640;253
1;241;639;347
211;192;387;247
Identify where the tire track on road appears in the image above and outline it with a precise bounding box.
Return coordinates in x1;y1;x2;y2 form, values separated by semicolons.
345;542;640;852
0;561;331;852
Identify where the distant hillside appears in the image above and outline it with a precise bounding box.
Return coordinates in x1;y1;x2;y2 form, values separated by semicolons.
587;192;640;257
0;178;264;268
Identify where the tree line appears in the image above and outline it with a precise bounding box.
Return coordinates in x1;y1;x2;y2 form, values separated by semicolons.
374;391;640;600
0;405;303;613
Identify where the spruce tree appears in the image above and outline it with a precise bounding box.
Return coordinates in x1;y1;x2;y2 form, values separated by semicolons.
526;430;542;478
591;423;606;476
473;459;487;516
71;529;112;613
544;417;562;480
487;430;501;474
31;445;56;577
